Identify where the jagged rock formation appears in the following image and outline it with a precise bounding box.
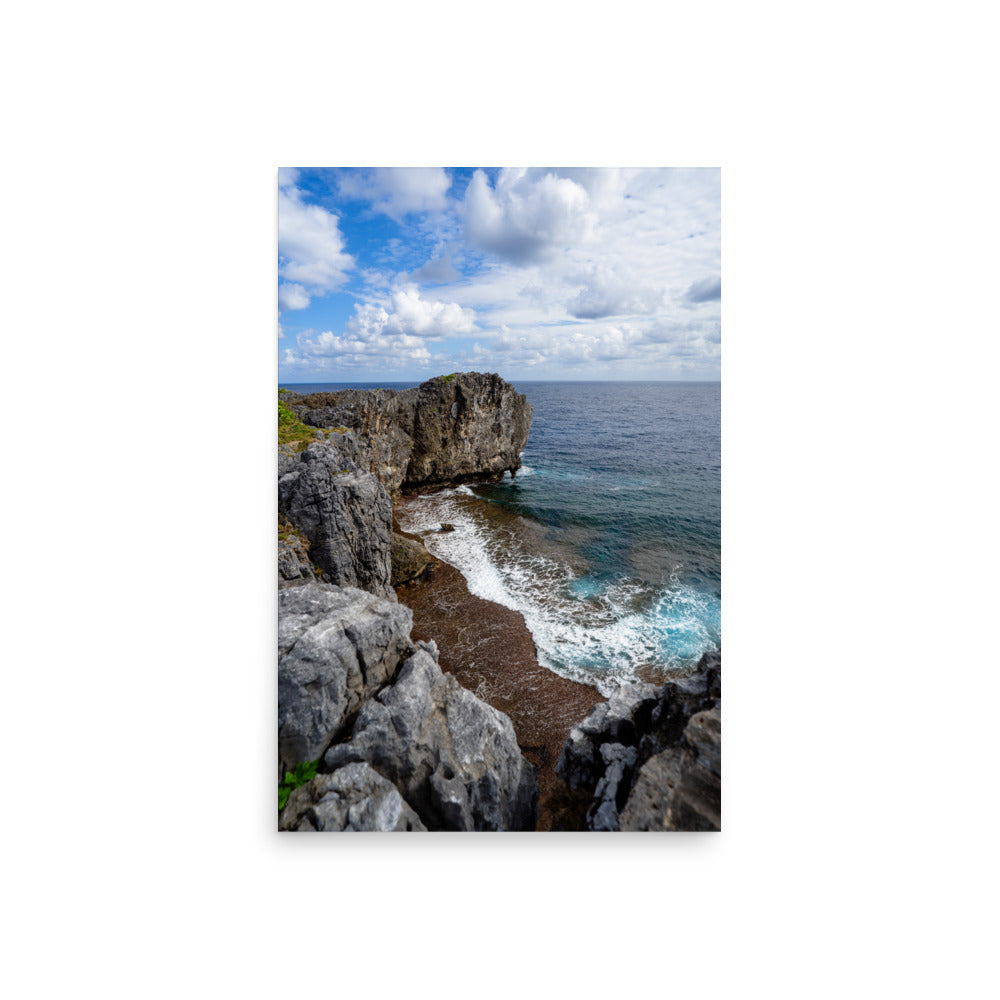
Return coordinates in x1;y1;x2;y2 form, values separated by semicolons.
278;584;413;776
279;762;427;832
277;374;539;831
618;708;721;832
278;373;530;599
326;642;539;832
282;372;532;496
278;583;539;832
555;651;721;831
277;516;316;588
278;445;394;599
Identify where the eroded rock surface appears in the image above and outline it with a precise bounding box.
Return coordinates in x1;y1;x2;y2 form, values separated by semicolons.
326;642;539;832
619;709;721;832
278;584;413;777
279;762;427;832
278;444;394;599
555;652;721;831
283;373;532;496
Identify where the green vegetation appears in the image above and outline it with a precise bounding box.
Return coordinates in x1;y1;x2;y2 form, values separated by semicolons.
441;372;459;383
278;397;348;450
278;396;319;447
279;759;319;812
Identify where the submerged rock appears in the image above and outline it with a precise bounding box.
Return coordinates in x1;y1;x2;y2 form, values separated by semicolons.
326;643;539;832
279;762;427;832
278;583;413;777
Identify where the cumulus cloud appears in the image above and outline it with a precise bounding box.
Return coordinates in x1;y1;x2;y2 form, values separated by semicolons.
278;282;311;311
337;168;451;222
278;177;354;310
282;287;476;374
346;287;476;340
684;276;722;303
463;169;596;264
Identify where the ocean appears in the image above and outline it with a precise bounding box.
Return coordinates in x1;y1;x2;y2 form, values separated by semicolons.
280;380;721;697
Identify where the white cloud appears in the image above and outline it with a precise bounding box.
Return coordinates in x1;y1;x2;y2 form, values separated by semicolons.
278;178;354;310
277;282;310;311
346;287;476;340
462;169;596;264
566;264;667;319
338;168;451;223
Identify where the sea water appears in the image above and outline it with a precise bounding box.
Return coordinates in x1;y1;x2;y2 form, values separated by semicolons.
281;380;721;696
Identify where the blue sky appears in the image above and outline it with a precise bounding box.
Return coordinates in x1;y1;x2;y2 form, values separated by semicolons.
278;168;720;383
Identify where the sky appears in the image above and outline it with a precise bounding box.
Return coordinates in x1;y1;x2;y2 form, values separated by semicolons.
278;167;720;383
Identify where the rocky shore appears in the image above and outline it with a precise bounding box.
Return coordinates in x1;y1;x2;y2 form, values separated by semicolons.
277;371;720;832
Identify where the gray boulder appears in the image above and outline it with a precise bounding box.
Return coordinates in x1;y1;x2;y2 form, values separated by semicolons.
278;442;394;599
326;643;538;831
278;584;413;777
555;682;658;792
279;762;426;832
390;531;434;586
619;709;721;832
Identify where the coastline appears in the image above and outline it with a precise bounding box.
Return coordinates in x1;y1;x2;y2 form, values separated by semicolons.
396;555;603;831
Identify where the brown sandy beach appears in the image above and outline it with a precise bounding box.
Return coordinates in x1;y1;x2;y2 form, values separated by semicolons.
396;557;603;831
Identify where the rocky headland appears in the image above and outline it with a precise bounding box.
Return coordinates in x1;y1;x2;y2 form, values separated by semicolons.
278;373;539;831
277;371;720;832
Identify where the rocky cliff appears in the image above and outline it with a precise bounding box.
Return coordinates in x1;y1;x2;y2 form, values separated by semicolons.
282;371;532;495
277;373;539;831
278;372;531;594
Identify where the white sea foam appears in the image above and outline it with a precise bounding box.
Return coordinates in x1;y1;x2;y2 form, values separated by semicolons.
397;491;720;697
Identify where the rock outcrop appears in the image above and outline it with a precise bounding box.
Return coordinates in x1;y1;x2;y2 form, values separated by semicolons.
278;584;413;776
279;762;427;832
555;651;721;831
278;582;539;832
326;642;539;832
618;708;721;832
282;372;532;496
277;373;539;831
278;444;394;599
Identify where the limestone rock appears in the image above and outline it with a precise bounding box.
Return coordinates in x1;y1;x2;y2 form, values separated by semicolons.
278;442;394;599
556;651;721;831
555;682;658;792
284;373;532;495
278;516;315;588
586;742;640;832
405;373;532;490
390;531;434;587
279;762;426;832
326;644;538;831
278;583;413;777
619;709;721;832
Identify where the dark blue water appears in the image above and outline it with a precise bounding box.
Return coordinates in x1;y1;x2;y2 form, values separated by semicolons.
282;380;721;694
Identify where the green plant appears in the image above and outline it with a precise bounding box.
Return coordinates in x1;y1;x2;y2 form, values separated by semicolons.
441;372;458;383
279;759;319;812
